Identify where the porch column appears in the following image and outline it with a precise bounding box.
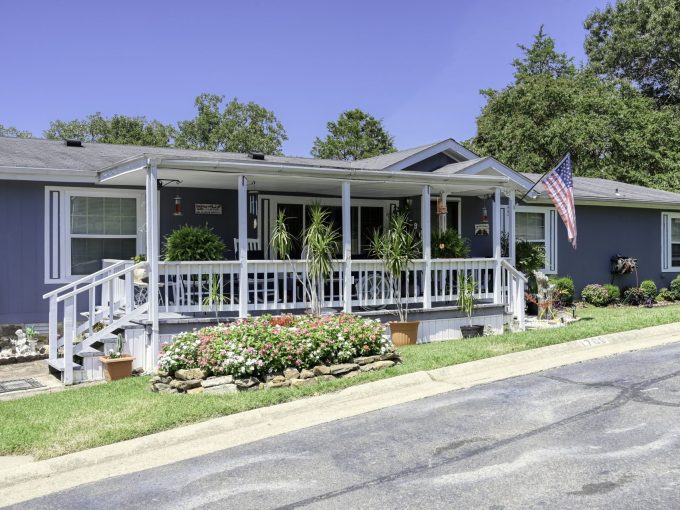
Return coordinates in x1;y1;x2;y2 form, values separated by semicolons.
508;189;516;266
492;187;502;304
421;185;432;309
342;181;352;313
145;160;160;362
238;175;248;318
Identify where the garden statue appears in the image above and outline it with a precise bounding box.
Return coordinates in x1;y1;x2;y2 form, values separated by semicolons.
12;329;33;355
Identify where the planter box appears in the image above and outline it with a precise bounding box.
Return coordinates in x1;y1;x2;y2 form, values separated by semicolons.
100;355;135;381
389;321;420;346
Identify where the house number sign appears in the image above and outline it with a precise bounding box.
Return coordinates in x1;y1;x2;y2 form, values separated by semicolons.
195;203;222;215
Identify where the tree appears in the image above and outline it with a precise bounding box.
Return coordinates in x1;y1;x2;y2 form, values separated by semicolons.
311;109;396;161
175;94;287;155
0;123;32;138
469;29;680;191
513;26;575;80
584;0;680;106
44;112;174;146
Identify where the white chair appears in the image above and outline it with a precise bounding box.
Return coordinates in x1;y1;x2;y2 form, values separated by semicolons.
233;238;260;254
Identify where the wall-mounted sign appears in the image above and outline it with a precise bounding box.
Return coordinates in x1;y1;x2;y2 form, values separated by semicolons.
195;203;222;215
474;223;489;236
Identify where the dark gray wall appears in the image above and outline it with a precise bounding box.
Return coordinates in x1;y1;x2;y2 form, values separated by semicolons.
403;153;456;173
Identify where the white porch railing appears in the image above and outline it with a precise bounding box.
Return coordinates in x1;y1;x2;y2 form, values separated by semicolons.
500;259;527;326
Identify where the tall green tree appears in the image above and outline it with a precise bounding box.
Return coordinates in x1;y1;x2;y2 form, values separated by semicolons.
469;29;680;190
311;109;396;161
0;123;32;138
44;112;174;146
584;0;680;106
175;94;287;155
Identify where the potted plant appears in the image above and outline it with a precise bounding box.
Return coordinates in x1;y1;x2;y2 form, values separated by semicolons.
99;334;135;381
24;326;39;354
370;211;422;346
516;240;546;315
459;273;484;338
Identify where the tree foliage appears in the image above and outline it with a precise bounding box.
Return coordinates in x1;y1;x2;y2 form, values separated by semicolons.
44;112;174;147
0;123;32;138
175;94;287;155
311;109;396;161
584;0;680;106
469;29;680;190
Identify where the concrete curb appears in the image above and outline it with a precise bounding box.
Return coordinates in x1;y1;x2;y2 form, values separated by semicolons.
1;322;679;506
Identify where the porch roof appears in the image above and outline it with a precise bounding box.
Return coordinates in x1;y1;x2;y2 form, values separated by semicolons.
99;154;528;198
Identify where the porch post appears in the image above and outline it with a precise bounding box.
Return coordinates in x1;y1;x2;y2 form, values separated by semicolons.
492;187;502;304
421;185;432;309
145;160;160;362
508;189;516;266
342;181;352;313
238;175;249;318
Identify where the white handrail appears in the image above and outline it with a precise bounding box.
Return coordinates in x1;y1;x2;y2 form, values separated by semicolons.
56;262;145;303
500;259;528;282
43;260;129;299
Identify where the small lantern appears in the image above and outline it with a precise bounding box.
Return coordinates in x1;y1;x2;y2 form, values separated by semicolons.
481;206;488;222
173;192;183;216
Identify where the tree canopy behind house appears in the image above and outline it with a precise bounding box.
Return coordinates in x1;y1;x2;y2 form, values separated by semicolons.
311;109;396;161
0;123;32;138
584;0;680;107
44;113;175;147
174;94;288;155
468;28;680;191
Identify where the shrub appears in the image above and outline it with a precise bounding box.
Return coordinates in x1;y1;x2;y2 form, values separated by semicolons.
581;284;612;306
640;280;658;299
603;284;621;302
670;276;680;299
657;287;675;302
550;276;575;305
157;314;389;377
623;287;647;306
164;225;226;261
432;228;470;258
516;240;545;279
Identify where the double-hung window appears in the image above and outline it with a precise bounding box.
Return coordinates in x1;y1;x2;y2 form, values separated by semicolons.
661;212;680;271
515;206;558;274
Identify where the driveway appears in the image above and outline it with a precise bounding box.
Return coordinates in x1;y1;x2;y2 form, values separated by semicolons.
7;342;680;509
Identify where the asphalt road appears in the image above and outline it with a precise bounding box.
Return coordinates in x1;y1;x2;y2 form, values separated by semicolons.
8;343;680;510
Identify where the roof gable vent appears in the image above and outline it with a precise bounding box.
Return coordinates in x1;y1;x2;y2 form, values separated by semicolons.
65;139;83;148
249;152;265;160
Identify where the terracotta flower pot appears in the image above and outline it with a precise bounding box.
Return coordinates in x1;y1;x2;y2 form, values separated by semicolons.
100;355;135;381
389;321;420;346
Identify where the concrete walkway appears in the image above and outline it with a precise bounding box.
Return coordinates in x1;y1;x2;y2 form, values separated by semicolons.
1;322;679;507
0;360;62;402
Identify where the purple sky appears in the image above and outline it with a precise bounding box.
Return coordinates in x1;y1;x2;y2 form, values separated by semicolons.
1;0;606;156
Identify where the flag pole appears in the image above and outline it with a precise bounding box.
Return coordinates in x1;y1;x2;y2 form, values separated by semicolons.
518;152;571;202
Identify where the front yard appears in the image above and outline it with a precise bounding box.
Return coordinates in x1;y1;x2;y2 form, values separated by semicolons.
3;304;680;460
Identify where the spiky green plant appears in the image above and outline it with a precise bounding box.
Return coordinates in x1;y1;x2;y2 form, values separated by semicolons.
302;203;340;315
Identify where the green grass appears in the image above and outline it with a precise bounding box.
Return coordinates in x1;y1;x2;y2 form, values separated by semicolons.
2;304;680;460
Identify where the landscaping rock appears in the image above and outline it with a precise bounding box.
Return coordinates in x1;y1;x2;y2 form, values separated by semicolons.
290;378;315;387
175;368;206;381
341;370;361;379
201;376;234;388
264;373;283;383
353;355;379;365
380;352;400;362
265;380;291;389
283;368;300;380
187;387;204;394
329;363;359;375
315;375;336;382
363;360;395;372
152;375;172;384
152;382;170;392
313;365;331;376
204;383;238;395
299;369;315;379
170;379;202;391
157;369;170;377
234;377;260;389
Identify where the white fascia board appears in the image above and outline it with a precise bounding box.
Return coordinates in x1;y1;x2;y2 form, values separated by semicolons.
456;157;536;191
98;156;150;182
0;166;97;183
528;197;680;210
385;139;479;172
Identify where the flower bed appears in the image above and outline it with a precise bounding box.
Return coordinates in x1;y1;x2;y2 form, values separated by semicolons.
152;314;400;394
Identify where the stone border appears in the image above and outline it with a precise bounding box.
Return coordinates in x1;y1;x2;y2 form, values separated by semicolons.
150;350;402;394
0;353;48;366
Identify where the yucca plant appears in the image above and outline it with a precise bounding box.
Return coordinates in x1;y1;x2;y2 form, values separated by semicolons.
458;273;477;326
303;204;340;315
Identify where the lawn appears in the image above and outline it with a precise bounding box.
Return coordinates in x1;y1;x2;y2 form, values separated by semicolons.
2;304;680;460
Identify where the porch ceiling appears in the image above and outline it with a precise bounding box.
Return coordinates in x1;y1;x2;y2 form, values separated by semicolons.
99;157;524;198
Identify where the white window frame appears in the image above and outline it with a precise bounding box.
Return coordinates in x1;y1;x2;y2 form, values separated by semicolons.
515;205;558;274
45;187;145;283
262;194;398;257
661;212;680;272
430;196;462;233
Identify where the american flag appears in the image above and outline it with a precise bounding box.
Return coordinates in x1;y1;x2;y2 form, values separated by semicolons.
542;153;577;248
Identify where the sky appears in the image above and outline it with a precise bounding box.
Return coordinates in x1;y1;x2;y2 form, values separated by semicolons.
1;0;608;157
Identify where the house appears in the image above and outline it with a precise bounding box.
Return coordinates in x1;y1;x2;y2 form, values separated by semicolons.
1;136;678;384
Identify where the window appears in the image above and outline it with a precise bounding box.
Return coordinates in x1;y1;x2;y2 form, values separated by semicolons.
661;212;680;271
515;206;558;274
45;187;144;283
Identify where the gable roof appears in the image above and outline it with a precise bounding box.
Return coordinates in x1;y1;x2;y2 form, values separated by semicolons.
522;173;680;207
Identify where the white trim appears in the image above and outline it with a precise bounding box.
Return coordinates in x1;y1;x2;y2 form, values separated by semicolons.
430;196;462;233
44;186;145;284
386;139;478;172
0;166;98;183
661;212;680;272
516;205;558;274
455;157;537;193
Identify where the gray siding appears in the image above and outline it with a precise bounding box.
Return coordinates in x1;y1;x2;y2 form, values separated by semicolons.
402;153;456;173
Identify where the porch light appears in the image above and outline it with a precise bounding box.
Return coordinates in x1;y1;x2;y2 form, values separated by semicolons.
173;192;183;216
481;206;488;222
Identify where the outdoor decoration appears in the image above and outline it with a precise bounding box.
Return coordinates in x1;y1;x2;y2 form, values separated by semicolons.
611;255;638;275
173;191;183;216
